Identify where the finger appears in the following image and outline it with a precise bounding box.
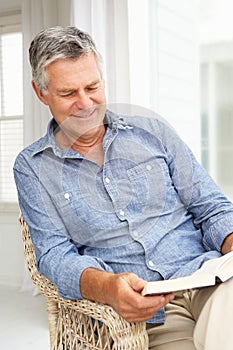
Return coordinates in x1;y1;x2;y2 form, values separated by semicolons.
122;293;174;323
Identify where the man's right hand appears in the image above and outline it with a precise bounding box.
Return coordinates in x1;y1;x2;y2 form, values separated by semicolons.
80;268;174;323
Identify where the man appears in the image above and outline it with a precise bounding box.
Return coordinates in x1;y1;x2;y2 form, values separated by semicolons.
14;26;233;349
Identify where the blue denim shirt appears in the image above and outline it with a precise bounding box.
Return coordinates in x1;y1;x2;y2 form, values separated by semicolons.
14;110;233;324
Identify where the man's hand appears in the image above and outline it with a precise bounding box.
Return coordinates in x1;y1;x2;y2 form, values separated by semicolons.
221;233;233;255
80;268;174;323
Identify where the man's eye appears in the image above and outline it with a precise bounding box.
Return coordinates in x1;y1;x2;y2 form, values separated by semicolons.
61;92;75;97
87;84;100;91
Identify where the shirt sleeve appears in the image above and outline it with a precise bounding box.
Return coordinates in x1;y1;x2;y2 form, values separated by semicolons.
14;153;114;300
157;118;233;251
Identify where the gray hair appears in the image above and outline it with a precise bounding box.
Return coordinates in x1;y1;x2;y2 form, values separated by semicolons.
29;26;103;93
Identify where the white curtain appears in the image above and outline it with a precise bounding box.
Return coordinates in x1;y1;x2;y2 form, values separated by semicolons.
71;0;129;105
22;0;72;147
21;0;72;293
71;0;153;110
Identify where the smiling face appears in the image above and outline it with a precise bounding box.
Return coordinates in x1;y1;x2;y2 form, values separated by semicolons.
32;52;106;146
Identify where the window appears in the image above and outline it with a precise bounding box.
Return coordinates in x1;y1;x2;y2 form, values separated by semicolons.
0;15;23;206
199;0;233;201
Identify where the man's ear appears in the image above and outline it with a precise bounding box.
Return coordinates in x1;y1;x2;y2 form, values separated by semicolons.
31;81;49;105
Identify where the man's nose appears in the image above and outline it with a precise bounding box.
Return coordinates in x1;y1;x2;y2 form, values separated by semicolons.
75;90;92;110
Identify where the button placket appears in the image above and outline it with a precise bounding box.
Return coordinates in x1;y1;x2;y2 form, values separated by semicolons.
103;163;127;220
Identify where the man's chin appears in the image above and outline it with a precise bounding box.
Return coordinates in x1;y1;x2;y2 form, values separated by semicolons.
60;122;105;145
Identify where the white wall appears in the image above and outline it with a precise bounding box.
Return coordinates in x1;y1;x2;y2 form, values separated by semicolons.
0;211;24;287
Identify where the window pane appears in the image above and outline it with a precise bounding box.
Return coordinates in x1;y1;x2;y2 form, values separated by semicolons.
0;119;23;202
1;32;23;116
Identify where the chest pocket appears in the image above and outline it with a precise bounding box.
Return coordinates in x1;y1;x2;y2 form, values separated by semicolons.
126;158;170;212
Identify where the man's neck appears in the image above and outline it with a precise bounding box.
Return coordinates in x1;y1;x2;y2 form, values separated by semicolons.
55;124;106;166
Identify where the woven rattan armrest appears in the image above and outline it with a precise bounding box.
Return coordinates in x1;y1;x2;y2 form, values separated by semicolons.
18;213;148;349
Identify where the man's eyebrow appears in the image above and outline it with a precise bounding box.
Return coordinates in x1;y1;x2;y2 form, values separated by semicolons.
87;79;101;86
57;88;75;92
57;80;101;93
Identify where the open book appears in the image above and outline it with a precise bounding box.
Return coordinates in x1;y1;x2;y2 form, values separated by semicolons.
141;251;233;296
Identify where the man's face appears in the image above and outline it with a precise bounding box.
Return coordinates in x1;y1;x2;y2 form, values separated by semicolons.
33;52;106;142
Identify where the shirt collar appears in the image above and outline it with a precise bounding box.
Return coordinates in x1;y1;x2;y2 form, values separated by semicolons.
31;109;133;158
31;118;66;158
104;109;133;131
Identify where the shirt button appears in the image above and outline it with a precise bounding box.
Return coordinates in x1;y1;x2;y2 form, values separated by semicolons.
105;177;110;183
148;260;155;267
64;193;70;200
133;230;139;238
146;164;152;171
119;210;125;216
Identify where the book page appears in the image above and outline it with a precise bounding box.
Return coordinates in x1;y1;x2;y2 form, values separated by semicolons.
141;272;215;296
193;251;233;282
141;251;233;296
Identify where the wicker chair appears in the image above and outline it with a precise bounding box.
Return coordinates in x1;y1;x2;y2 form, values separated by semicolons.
18;213;149;349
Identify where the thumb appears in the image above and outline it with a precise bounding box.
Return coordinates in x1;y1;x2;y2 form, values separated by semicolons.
125;273;147;293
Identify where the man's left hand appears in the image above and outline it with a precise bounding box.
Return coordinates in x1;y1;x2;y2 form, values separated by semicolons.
221;233;233;255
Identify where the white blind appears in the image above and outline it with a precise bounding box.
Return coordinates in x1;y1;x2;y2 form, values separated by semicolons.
0;24;23;203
